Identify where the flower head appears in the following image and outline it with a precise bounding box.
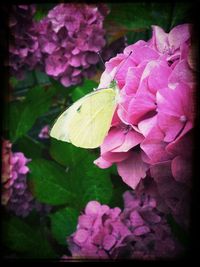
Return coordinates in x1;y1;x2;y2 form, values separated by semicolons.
9;5;41;79
95;23;194;191
1;139;51;217
36;4;109;87
68;201;130;259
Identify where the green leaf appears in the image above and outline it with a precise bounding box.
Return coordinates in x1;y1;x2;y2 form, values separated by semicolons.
67;153;113;210
167;214;190;247
15;72;35;89
107;3;173;31
50;207;79;245
170;2;193;29
50;139;90;168
109;174;130;208
14;135;44;159
28;159;76;205
9;86;56;142
71;79;98;102
50;141;113;210
34;70;51;85
3;217;57;258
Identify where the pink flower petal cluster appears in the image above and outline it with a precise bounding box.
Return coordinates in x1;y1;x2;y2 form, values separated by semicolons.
36;3;109;87
67;201;130;259
1;140;51;217
112;191;182;259
65;192;182;260
95;24;195;191
9;5;41;79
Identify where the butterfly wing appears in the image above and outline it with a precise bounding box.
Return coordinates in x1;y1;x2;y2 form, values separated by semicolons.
50;88;117;148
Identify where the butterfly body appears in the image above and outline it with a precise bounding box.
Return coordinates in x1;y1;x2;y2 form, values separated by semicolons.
50;81;119;148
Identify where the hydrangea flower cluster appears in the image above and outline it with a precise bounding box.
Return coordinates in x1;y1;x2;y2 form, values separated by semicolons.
66;201;130;259
9;5;41;79
64;192;181;260
94;24;194;228
112;191;182;259
1;140;50;217
36;4;109;87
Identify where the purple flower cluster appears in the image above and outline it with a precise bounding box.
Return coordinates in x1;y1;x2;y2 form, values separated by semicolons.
67;201;130;259
1;140;51;217
64;192;182;260
112;191;182;259
9;5;41;79
36;4;109;87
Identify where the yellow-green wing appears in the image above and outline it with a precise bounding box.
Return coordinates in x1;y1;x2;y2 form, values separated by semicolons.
50;88;117;148
50;93;92;142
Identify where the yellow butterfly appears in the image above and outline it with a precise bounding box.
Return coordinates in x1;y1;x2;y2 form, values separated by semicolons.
50;80;119;149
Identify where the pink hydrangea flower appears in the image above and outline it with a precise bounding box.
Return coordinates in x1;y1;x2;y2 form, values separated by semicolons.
1;139;51;217
36;3;109;87
111;191;182;259
67;201;131;259
66;193;182;260
9;5;41;79
38;125;50;139
94;23;195;191
149;24;192;67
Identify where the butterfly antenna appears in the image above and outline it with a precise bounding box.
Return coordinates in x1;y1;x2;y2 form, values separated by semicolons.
113;51;133;81
97;51;105;68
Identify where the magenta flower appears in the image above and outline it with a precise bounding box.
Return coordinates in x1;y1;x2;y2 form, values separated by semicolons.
67;201;131;259
1;139;51;217
157;82;194;143
149;160;191;229
66;193;182;260
36;4;109;87
9;5;41;79
111;191;183;259
149;24;192;66
38;125;50;139
94;23;194;191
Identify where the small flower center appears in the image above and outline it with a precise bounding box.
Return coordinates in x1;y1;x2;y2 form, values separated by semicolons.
180;115;187;122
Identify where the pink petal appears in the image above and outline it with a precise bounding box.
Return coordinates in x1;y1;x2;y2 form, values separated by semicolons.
133;225;150;236
117;151;149;189
112;130;144;152
102;151;131;163
168;59;194;89
93;156;112;169
157;113;184;142
123;61;147;95
111;109;121;126
138;115;157;137
141;210;161;223
127;88;156;125
151;25;169;53
130;210;144;227
168;24;191;51
150;161;172;183
103;234;116;250
166;130;193;158
73;229;88;244
171;156;192;184
18;166;29;174
78;214;94;229
126;43;159;65
101;127;125;155
148;61;172;94
140;125;172;164
85;201;101;215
